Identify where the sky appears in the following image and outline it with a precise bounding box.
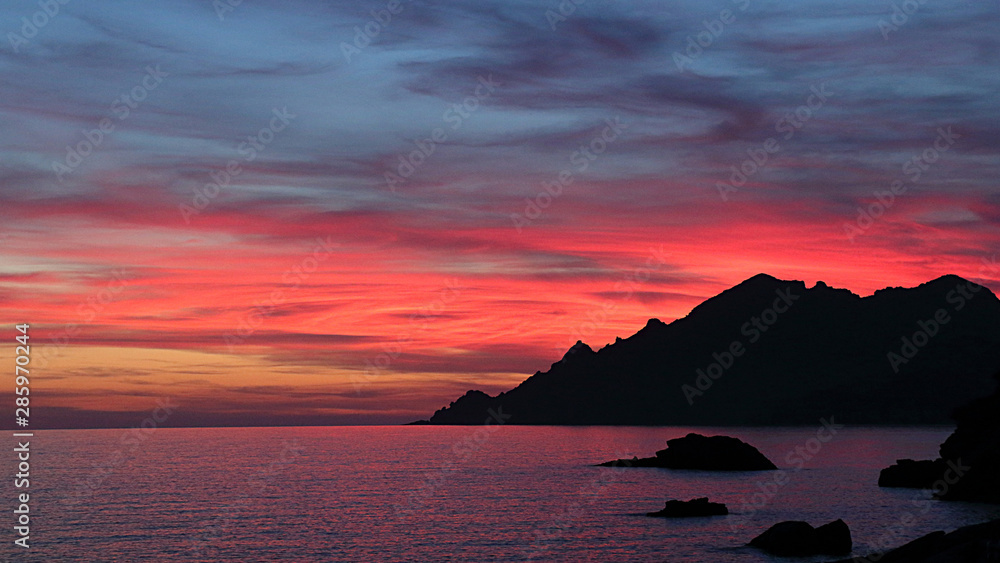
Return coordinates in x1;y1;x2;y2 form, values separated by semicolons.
0;0;998;427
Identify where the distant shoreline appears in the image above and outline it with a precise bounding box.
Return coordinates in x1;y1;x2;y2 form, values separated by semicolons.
4;423;958;431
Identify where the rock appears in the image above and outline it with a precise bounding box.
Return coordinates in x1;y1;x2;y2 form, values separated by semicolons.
559;340;595;364
749;521;818;556
749;519;852;557
816;519;853;554
936;372;1000;503
645;497;728;518
879;459;949;488
825;518;1000;563
875;370;1000;504
598;433;777;471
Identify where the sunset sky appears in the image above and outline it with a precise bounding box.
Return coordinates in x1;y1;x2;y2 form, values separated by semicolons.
1;0;998;427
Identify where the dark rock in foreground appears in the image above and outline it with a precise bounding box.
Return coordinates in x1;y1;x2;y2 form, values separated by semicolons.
749;519;852;557
875;370;1000;504
598;433;777;471
937;371;1000;503
826;518;1000;563
879;459;949;488
645;497;728;518
815;520;854;555
751;521;817;556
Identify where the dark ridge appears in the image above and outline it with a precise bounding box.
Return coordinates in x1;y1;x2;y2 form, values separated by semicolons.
418;274;1000;426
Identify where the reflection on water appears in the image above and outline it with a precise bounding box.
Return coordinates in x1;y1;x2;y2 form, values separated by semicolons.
5;425;999;562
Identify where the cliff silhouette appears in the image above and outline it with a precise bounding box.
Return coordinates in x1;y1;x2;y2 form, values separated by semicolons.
418;274;1000;425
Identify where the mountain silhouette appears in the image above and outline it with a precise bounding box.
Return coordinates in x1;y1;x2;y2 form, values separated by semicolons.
418;274;1000;425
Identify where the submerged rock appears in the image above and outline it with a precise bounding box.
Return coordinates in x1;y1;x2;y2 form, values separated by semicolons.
645;497;728;518
748;519;851;557
598;433;777;471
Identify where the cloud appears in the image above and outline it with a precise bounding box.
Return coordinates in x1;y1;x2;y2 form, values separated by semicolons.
1;0;998;424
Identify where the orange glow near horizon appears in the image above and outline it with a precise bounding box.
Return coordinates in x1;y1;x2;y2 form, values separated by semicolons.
2;189;998;425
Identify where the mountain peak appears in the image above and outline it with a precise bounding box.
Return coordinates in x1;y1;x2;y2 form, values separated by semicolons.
731;273;802;294
560;340;595;363
680;274;808;322
927;274;977;287
872;274;984;299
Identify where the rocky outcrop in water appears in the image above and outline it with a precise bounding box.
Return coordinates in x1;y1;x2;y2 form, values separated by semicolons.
597;433;777;471
645;497;728;518
749;519;852;557
878;459;950;488
935;372;1000;503
877;370;1000;504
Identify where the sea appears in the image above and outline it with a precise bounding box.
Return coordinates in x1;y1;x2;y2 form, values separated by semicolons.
5;425;999;562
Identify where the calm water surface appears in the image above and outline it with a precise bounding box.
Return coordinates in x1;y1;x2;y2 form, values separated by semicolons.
5;426;999;562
